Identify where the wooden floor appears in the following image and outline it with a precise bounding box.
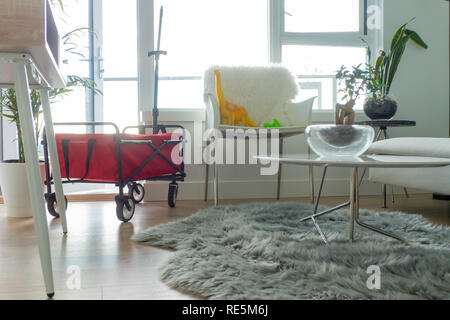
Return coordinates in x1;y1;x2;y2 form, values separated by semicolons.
0;194;448;300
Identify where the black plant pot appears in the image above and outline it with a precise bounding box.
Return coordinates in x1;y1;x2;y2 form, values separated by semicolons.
363;98;398;120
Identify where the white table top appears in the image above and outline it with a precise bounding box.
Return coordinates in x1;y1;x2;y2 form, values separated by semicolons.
256;154;450;168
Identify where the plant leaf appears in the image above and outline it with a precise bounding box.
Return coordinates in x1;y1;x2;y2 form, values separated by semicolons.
386;38;408;95
390;24;407;52
404;29;428;49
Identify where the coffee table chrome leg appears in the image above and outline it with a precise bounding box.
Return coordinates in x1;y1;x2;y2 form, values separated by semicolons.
300;165;330;244
354;209;409;243
353;173;409;243
312;166;328;215
311;216;328;244
358;167;367;187
349;168;357;242
299;201;350;222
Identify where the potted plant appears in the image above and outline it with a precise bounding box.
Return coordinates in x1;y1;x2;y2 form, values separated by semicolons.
335;64;370;125
0;0;101;218
0;76;99;218
363;18;428;120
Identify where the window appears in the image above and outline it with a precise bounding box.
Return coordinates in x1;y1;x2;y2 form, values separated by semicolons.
284;0;361;33
270;0;370;110
54;0;139;134
52;0;90;131
143;0;378;111
152;0;268;109
102;0;139;131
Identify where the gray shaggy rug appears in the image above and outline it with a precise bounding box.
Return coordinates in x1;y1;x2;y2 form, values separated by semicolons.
131;202;450;300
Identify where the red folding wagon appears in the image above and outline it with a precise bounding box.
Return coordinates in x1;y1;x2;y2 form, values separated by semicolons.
42;6;184;222
42;122;186;222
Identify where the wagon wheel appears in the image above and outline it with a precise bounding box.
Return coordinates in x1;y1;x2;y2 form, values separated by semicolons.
168;183;178;208
46;193;68;218
128;183;145;203
115;196;135;222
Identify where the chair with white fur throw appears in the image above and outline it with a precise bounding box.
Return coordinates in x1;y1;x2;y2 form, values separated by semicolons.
203;65;316;205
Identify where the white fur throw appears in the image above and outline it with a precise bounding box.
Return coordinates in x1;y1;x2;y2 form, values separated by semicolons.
203;65;301;126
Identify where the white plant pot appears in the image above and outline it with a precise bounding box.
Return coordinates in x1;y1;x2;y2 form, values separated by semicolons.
0;161;46;218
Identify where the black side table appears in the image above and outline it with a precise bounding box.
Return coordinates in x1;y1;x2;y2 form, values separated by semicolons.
355;120;417;208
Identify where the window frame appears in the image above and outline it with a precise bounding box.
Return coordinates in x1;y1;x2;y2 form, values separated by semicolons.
270;0;369;113
138;0;379;117
138;0;271;116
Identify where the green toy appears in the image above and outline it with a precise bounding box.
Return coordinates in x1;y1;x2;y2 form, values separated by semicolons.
264;118;281;128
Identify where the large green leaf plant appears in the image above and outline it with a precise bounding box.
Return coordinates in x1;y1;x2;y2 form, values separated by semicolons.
369;18;428;100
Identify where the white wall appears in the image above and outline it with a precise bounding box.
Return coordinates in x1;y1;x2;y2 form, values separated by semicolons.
144;0;450;201
383;0;449;138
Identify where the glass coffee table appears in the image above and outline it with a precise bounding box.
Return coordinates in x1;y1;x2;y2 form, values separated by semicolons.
256;154;450;244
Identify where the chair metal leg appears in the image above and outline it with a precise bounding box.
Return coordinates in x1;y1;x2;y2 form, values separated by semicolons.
308;146;315;203
213;162;218;206
403;187;409;198
204;163;209;202
277;138;283;200
312;216;328;244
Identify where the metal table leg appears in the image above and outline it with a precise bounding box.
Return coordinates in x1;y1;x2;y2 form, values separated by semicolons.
13;62;54;298
40;88;67;234
299;165;351;244
301;165;408;244
350;167;409;243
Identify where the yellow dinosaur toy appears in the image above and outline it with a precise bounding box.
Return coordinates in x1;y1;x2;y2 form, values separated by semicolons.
213;70;257;127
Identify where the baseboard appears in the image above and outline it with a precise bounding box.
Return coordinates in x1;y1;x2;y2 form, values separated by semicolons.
0;182;426;204
143;178;423;202
0;193;116;204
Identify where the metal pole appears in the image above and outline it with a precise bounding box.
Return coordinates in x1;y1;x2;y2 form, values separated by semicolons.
152;6;164;134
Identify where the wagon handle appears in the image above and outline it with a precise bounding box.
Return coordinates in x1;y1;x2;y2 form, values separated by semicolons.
53;122;120;135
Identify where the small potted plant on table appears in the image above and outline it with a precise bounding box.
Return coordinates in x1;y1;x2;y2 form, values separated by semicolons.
335;64;369;125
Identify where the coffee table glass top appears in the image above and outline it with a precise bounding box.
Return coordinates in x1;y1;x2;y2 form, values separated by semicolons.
256;154;450;168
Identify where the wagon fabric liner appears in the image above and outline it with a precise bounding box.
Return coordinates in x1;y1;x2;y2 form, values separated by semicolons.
55;132;182;183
